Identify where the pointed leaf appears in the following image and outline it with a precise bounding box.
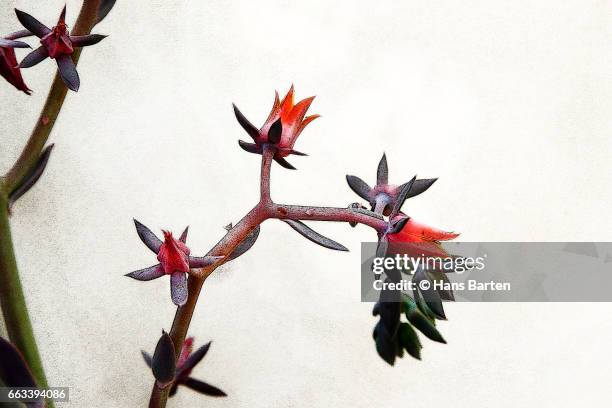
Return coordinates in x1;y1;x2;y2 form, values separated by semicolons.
178;342;211;376
228;226;260;260
233;104;259;141
268;118;282;144
427;270;455;301
0;38;30;48
377;153;388;185
183;378;227;397
134;219;162;253
152;330;176;386
168;383;179;397
408;310;446;343
345;175;372;201
274;156;296;170
282;220;348;251
170;272;188;306
179;226;189;243
403;178;437;199
238;140;260;154
413;269;446;319
188;255;223;268
141;351;152;368
8;144;54;210
14;9;50;38
376;235;388;258
4;29;34;41
0;336;38;388
398;323;422;360
18;46;48;68
389;216;410;234
56;54;80;91
374;322;396;366
125;264;164;281
58;5;66;23
288;149;308;156
97;0;117;24
389;176;416;219
70;34;107;47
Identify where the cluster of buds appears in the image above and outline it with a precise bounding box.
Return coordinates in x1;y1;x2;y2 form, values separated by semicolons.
1;4;112;93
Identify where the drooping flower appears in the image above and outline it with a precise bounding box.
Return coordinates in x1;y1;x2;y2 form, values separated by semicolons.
15;6;107;91
233;85;320;169
0;36;31;94
142;337;227;398
126;220;223;306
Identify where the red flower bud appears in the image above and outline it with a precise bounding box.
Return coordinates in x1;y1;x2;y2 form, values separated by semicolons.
157;230;191;274
0;42;31;94
40;21;73;59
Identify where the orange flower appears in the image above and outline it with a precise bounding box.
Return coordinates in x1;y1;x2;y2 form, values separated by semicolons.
233;86;319;169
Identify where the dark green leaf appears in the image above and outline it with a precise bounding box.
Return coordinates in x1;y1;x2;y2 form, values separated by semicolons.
398;323;422;360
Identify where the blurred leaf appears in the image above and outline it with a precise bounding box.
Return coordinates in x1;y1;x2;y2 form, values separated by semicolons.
96;0;117;24
0;336;38;388
152;331;176;387
398;323;422;360
141;351;152;368
183;378;227;397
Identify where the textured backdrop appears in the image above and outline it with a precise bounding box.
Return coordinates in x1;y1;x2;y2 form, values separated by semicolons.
1;0;611;407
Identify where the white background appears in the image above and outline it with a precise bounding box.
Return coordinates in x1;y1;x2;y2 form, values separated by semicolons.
1;0;611;406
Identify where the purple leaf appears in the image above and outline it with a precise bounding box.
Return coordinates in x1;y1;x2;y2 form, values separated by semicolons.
346;175;372;201
8;144;54;210
183;378;227;397
288;149;308;156
97;0;117;24
178;342;211;376
274;157;296;170
389;176;416;219
133;219;162;253
267;118;282;144
4;29;34;40
376;153;388;185
70;34;107;47
14;9;50;38
188;255;223;268
179;226;189;243
0;38;30;48
228;226;259;260
233;104;259;141
0;336;38;388
56;54;80;92
125;264;164;281
170;272;188;306
401;178;438;199
282;220;348;251
237;140;260;154
18;46;48;68
152;330;176;387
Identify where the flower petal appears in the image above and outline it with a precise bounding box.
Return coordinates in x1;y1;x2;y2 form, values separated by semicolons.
279;85;295;115
188;255;223;268
70;34;107;47
282;219;348;251
18;46;48;68
56;54;80;91
232;103;260;141
345;175;372;201
267;118;282;144
376;153;388;185
170;272;188;306
14;9;50;38
178;341;211;376
133;219;162;253
182;378;227;397
125;264;164;281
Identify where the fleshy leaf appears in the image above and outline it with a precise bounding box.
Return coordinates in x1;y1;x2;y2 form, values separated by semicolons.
14;9;50;38
377;153;388;185
389;176;416;219
374;322;396;366
134;219;162;253
403;296;446;343
401;178;438;199
398;322;422;360
267;118;282;144
8;144;54;210
274;157;296;170
178;342;211;376
238;140;259;154
188;255;223;268
125;264;164;281
170;272;188;306
376;235;388;258
183;378;227;397
19;46;49;68
0;336;38;388
412;269;446;319
233;104;259;141
70;34;107;47
97;0;117;24
152;330;176;387
56;54;80;91
282;220;348;251
179;226;189;243
345;175;372;201
0;38;30;48
228;226;260;260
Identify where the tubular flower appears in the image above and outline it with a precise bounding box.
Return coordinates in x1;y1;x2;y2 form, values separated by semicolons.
15;6;107;91
126;220;223;306
142;337;227;398
0;37;31;94
233;85;319;169
387;214;459;244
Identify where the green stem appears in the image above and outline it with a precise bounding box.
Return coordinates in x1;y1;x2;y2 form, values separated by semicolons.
0;195;53;408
